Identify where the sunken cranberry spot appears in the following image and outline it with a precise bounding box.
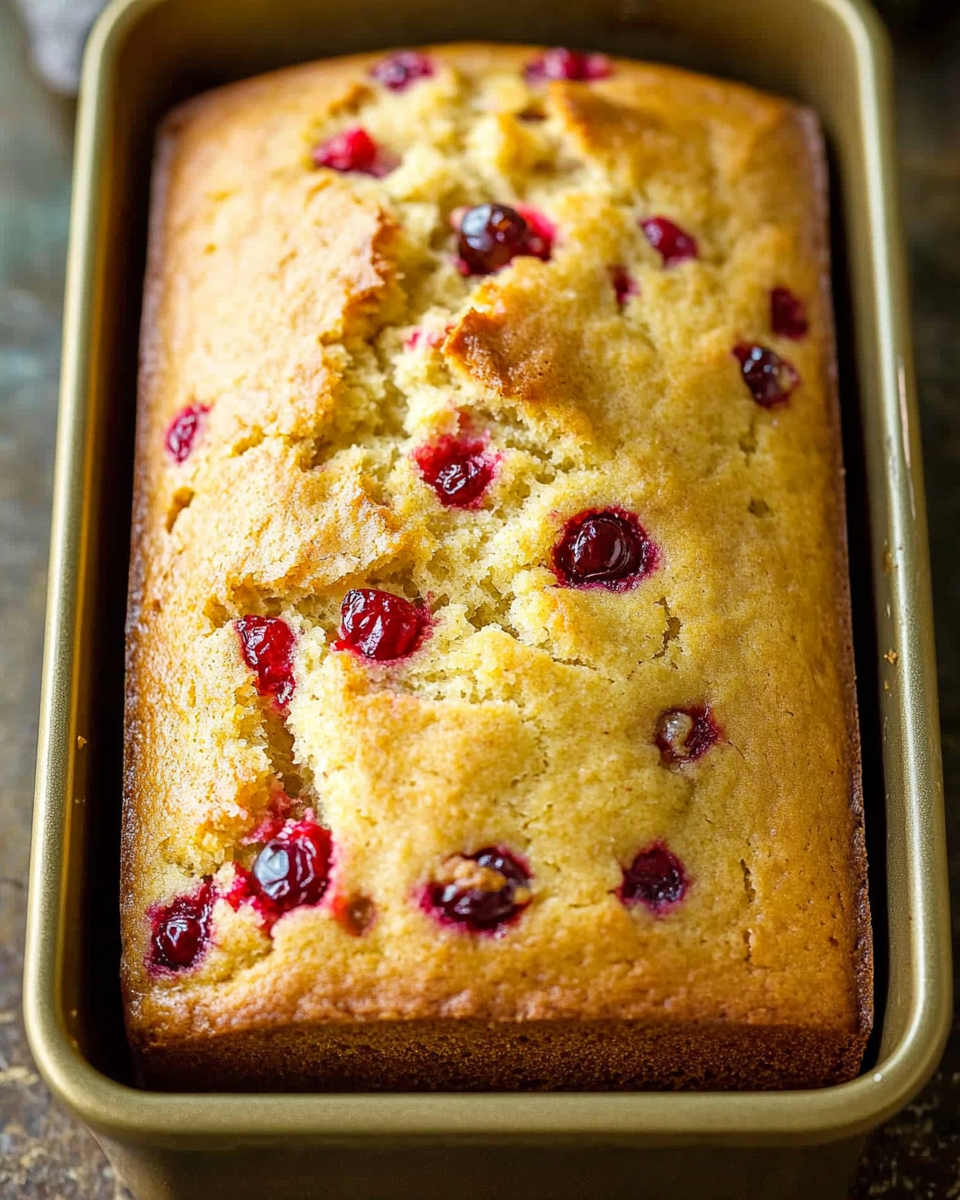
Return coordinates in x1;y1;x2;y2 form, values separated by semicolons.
149;878;214;971
640;216;699;267
165;402;209;464
770;287;809;340
413;433;499;508
619;842;687;914
336;588;426;662
456;203;551;276
524;48;612;82
655;705;721;768
252;817;333;921
423;847;531;935
332;892;377;936
733;343;801;408
369;50;434;91
553;507;658;591
609;264;638;306
234;617;296;711
312;126;398;177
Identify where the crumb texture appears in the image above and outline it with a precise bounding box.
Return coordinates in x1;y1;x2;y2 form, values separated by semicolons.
122;43;870;1088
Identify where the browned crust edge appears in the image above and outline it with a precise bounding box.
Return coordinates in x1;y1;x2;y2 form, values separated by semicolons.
797;107;873;1040
137;1018;868;1093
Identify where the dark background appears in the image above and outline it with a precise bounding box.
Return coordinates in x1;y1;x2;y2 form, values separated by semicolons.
0;0;958;1194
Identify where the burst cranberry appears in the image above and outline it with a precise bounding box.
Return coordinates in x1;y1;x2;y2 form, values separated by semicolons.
524;48;612;82
619;842;687;913
733;343;800;407
369;50;435;91
332;892;377;936
640;216;698;266
336;588;426;661
150;879;214;971
655;705;721;767
252;818;333;918
234;617;296;711
770;287;809;340
413;434;498;508
553;507;658;591
456;203;551;276
165;402;209;463
404;327;447;351
424;847;531;934
609;264;638;306
312;126;398;177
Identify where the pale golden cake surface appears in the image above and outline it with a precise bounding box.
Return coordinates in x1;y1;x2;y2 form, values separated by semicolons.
122;43;871;1090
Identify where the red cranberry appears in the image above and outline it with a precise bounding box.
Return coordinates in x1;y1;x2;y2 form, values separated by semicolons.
165;402;209;463
252;818;333;917
240;790;294;845
552;507;658;591
150;879;214;971
524;48;611;82
609;264;638;306
640;216;698;266
312;126;398;177
770;287;809;340
456;203;551;276
424;847;531;934
619;842;687;913
336;588;426;661
733;343;801;408
655;705;721;767
369;50;434;91
234;617;296;711
332;892;377;936
413;434;498;508
403;327;447;351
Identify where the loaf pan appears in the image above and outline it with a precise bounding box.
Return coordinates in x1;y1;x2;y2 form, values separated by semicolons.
23;0;949;1197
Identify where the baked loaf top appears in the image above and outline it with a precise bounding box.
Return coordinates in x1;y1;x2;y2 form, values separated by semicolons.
122;44;870;1073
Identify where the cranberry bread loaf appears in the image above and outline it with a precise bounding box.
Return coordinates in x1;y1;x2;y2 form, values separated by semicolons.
122;43;871;1090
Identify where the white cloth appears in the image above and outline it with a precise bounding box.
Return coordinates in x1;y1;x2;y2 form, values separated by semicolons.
12;0;108;94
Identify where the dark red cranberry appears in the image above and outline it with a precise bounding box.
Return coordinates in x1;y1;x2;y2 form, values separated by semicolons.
456;203;551;276
552;507;658;591
252;818;333;917
640;216;698;266
770;287;809;340
619;842;687;913
369;50;434;91
234;617;296;711
424;847;531;934
332;892;377;936
733;343;800;408
413;434;498;508
165;402;209;463
150;879;214;971
524;48;611;82
609;264;638;306
655;705;721;767
336;588;426;661
312;126;398;177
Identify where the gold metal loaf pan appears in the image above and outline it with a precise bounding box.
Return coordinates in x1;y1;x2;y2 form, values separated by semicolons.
24;0;949;1197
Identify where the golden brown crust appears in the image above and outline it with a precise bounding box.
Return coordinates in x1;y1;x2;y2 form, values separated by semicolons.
123;43;871;1090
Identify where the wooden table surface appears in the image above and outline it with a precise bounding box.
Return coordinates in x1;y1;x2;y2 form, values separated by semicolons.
0;2;958;1195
